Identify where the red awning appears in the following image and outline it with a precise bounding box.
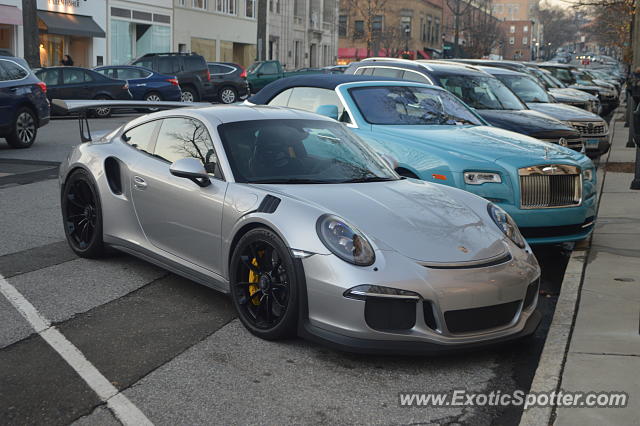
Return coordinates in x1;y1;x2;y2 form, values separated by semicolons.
356;48;369;58
377;49;389;57
417;50;431;59
338;47;357;58
0;5;23;26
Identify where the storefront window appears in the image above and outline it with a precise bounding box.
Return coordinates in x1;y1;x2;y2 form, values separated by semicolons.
39;34;64;67
111;19;170;65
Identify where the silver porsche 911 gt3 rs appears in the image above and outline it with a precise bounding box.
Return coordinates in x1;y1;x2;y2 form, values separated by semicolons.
57;100;541;354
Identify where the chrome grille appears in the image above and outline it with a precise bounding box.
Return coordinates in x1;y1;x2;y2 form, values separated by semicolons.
539;138;584;152
570;121;607;136
519;165;582;209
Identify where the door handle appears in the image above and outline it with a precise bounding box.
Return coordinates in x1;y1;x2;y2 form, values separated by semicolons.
133;176;148;189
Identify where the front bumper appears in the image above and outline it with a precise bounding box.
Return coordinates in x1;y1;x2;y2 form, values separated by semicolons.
297;244;540;354
584;136;611;158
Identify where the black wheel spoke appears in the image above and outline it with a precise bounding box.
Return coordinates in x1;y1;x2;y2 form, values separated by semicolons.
67;194;84;209
260;246;274;272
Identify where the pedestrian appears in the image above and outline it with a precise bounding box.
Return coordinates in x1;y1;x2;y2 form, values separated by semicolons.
60;54;74;66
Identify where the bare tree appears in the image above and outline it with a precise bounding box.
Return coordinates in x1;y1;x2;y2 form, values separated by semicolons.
539;3;580;60
22;0;40;68
342;0;390;56
445;0;474;58
464;5;504;57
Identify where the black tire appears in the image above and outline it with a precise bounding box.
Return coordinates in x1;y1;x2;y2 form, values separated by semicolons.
61;169;105;258
181;86;199;102
230;228;299;340
6;107;37;148
218;86;237;104
91;95;112;118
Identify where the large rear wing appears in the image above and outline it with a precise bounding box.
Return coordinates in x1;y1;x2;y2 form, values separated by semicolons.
51;99;210;143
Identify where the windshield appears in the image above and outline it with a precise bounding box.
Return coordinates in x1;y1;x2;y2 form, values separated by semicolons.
438;75;525;110
349;86;483;126
498;75;551;103
217;119;399;184
572;70;595;85
541;71;565;88
548;68;575;85
247;62;261;74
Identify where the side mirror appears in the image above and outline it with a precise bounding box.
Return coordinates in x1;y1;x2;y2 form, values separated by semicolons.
169;158;211;187
315;104;339;120
379;153;399;171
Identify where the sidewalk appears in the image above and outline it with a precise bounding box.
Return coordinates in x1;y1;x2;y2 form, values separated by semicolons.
522;112;640;425
553;116;640;424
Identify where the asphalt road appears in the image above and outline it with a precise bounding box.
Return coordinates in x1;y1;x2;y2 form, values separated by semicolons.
0;115;570;426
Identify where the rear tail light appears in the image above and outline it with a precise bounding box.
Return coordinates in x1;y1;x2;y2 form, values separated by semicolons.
239;67;247;79
206;70;211;82
166;78;179;86
36;81;47;93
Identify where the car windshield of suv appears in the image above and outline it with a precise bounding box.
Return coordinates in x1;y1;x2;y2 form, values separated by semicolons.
572;70;594;85
439;75;525;110
218;119;399;184
540;71;565;88
497;75;552;103
349;86;483;126
549;68;575;85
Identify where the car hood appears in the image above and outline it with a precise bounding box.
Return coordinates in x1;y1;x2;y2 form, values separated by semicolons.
260;179;508;263
371;125;581;165
526;103;602;121
549;88;597;101
475;109;575;135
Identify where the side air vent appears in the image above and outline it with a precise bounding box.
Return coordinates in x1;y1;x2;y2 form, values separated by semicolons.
104;157;122;195
257;195;281;213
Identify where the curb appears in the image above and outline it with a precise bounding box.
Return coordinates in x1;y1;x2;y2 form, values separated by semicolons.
518;113;618;426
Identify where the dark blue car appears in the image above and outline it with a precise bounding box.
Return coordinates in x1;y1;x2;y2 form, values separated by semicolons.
0;56;50;148
93;65;182;102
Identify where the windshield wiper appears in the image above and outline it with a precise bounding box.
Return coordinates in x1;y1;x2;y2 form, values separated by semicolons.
340;176;398;183
249;178;335;184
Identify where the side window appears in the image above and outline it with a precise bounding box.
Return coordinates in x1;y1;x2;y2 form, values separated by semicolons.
0;60;28;80
122;121;159;154
158;57;180;74
63;69;87;84
403;70;430;83
372;67;403;78
260;62;278;74
208;64;224;74
118;68;147;79
133;59;153;70
155;117;222;177
267;88;294;106
83;71;94;82
38;69;60;86
96;68;117;79
356;67;374;76
286;87;345;116
184;56;205;71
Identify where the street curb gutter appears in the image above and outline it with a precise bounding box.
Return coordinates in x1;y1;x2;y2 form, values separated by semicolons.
518;114;618;426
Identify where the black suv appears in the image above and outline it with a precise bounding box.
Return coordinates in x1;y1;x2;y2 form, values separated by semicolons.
345;59;583;151
131;53;210;102
204;62;249;104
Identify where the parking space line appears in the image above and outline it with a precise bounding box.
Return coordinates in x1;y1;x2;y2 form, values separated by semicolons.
0;273;153;426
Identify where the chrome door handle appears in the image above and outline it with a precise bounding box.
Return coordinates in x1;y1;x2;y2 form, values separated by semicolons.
133;176;147;189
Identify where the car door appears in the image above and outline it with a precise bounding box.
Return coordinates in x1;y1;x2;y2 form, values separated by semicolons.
61;68;92;99
129;116;227;276
117;67;148;99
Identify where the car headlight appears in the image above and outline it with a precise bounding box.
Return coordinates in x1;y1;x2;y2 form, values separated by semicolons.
316;214;375;266
487;203;526;248
583;168;594;181
464;172;502;185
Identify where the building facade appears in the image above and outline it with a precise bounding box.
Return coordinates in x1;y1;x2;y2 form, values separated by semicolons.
338;0;443;63
501;19;533;60
0;0;23;57
108;0;173;65
492;0;541;59
264;0;339;70
36;0;107;67
173;0;257;67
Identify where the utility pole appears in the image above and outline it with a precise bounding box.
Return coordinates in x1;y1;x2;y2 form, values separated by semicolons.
22;0;39;68
257;0;267;61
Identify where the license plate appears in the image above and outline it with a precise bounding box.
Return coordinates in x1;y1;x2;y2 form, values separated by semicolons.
586;139;600;147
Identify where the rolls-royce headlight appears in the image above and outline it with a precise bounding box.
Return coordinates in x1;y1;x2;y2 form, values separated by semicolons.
316;214;375;266
487;204;526;248
464;172;502;185
583;168;594;181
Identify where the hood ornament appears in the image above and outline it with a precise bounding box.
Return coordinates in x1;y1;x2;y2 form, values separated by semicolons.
558;137;568;147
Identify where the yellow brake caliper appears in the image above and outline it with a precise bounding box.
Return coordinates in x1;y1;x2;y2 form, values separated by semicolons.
248;257;261;305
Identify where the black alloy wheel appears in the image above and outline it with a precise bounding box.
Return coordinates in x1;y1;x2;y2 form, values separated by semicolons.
61;170;105;258
230;228;299;339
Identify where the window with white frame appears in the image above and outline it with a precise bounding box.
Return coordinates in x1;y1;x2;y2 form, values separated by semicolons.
245;0;255;18
509;37;515;45
509;25;515;33
193;0;208;10
522;37;528;45
523;25;528;32
215;0;236;14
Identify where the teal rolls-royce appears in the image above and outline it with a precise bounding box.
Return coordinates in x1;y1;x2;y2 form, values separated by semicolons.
247;75;596;244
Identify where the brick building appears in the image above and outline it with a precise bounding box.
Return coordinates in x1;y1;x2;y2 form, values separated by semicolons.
501;19;534;60
337;0;443;63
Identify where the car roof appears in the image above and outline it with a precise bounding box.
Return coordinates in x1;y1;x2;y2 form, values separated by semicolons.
476;66;526;76
125;104;334;130
248;74;401;104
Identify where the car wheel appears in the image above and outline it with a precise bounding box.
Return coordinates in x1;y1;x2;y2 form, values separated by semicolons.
92;96;112;118
61;169;105;258
181;87;198;102
219;86;237;104
144;92;162;112
230;228;299;340
6;108;37;148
